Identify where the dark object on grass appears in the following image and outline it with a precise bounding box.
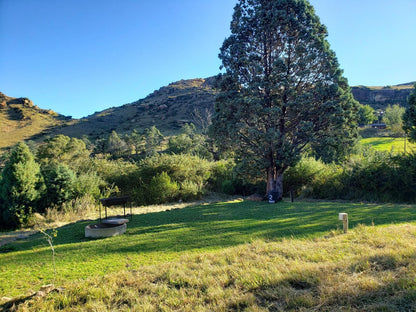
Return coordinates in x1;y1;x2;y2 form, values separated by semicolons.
99;196;132;221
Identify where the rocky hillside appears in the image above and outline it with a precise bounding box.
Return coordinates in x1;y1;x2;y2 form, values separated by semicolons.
58;77;218;138
351;82;415;110
0;92;71;151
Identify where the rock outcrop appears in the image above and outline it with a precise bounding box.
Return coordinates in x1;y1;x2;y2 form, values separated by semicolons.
351;83;415;110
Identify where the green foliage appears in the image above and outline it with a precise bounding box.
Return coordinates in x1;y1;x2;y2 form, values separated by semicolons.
167;124;212;159
403;83;416;141
284;157;329;196
167;133;193;154
300;152;416;203
357;104;376;125
221;180;236;195
91;157;138;195
124;130;144;155
179;180;202;201
72;172;103;200
37;135;90;172
41;163;77;210
212;0;359;199
144;126;163;157
208;159;235;192
148;172;180;204
105;130;128;157
0;142;44;228
134;154;212;205
383;104;405;136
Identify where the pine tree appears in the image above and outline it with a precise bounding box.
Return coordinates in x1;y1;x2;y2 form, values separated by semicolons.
211;0;358;200
144;126;163;157
403;84;416;141
0;142;43;228
105;130;128;157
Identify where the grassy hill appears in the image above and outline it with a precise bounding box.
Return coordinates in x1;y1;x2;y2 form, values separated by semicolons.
57;77;218;139
1;199;416;311
0;92;72;152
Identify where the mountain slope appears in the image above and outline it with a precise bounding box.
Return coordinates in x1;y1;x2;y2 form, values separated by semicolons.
0;92;71;150
58;77;217;138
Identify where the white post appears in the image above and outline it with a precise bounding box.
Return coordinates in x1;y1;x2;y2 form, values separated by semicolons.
339;213;348;233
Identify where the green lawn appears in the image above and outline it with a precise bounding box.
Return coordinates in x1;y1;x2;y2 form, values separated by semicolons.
360;136;416;153
2;199;416;299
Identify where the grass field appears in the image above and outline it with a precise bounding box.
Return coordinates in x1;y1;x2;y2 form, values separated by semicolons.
2;199;416;311
360;136;416;153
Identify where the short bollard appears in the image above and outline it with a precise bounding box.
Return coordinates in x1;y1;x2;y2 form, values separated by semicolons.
339;213;348;233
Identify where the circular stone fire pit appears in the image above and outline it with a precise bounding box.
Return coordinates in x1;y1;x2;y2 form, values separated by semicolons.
85;218;129;238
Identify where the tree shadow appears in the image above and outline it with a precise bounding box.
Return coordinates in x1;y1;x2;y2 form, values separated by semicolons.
3;200;416;257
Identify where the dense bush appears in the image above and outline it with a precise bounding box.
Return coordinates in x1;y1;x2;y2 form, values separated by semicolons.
37;135;90;172
133;154;213;205
90;158;138;196
73;171;104;200
291;152;416;203
41;163;77;210
208;159;235;192
147;172;180;204
283;157;331;197
0;142;44;228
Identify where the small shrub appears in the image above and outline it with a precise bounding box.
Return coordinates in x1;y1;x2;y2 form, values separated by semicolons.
180;180;203;201
283;157;327;197
148;172;179;204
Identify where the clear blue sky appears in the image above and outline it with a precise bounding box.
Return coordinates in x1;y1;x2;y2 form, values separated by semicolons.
1;0;415;118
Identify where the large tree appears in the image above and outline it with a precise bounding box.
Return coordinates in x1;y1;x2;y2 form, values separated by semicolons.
211;0;358;200
403;83;416;141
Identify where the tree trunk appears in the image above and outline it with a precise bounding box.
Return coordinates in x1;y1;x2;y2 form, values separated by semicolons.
266;166;283;202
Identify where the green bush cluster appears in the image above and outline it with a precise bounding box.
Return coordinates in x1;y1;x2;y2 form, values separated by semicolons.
0;134;244;229
0;138;104;229
133;154;213;205
284;152;416;203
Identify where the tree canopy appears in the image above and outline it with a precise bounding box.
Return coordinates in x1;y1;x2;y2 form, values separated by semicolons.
211;0;358;199
0;142;43;228
403;84;416;142
357;104;375;125
383;104;405;137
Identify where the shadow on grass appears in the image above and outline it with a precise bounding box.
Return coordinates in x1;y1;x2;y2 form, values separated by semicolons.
3;200;416;256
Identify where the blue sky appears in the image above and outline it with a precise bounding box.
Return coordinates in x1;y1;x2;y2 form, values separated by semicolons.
1;0;415;118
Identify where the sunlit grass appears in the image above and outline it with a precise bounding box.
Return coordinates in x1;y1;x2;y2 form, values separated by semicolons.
1;199;416;303
3;221;416;311
360;136;416;153
0;104;66;151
